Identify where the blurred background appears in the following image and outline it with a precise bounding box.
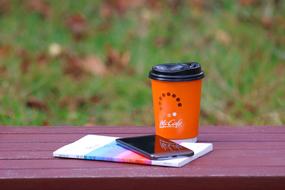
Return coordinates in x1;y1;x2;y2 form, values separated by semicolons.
0;0;284;126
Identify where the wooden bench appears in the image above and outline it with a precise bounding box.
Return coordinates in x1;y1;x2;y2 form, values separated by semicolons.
1;126;285;190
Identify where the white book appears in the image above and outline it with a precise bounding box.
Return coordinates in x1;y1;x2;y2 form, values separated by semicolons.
53;135;213;167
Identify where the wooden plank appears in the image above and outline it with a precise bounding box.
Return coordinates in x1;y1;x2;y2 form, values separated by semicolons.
211;142;285;150
0;133;146;143
1;149;285;166
1;133;285;143
198;133;285;142
1;176;285;190
1;141;285;151
0;126;154;134
0;142;67;151
0;160;139;170
1;126;285;134
0;149;285;161
1;166;285;178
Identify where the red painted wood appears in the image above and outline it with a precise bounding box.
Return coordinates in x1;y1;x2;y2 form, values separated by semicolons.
1;126;285;134
0;177;284;190
0;142;67;151
0;150;284;166
1;141;285;151
1;166;285;179
1;133;285;143
0;126;285;190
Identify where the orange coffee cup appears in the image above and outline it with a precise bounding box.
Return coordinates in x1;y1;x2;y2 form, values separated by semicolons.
149;62;204;142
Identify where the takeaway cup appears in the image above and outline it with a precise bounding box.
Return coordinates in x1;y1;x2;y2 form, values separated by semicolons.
149;62;204;142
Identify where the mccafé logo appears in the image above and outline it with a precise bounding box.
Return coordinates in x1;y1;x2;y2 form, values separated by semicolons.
159;119;183;129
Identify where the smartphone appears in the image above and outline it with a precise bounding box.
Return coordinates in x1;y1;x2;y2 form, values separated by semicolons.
116;134;194;160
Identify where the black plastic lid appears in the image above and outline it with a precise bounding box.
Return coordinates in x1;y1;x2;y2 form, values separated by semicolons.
149;62;204;82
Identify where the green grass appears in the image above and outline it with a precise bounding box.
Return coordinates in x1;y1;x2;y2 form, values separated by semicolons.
0;0;284;126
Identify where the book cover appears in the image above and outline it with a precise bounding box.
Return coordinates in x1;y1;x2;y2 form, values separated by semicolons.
53;135;213;167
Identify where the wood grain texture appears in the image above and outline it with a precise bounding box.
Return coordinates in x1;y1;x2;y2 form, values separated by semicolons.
0;126;285;190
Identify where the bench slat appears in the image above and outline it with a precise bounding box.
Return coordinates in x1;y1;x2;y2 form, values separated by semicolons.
1;133;285;143
1;176;284;190
1;126;285;134
1;166;285;178
0;150;285;166
1;141;285;151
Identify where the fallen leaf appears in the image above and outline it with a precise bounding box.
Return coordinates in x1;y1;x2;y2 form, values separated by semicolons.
0;44;11;58
96;22;112;32
215;29;231;45
18;50;51;73
260;1;274;29
188;0;206;10
261;16;273;29
154;37;170;47
89;95;101;104
106;47;130;72
200;109;211;119
0;0;10;15
239;0;258;6
42;120;49;126
0;65;6;75
140;8;156;23
84;121;96;127
267;112;282;125
17;49;32;74
120;51;130;68
62;48;132;78
112;0;133;13
59;96;87;111
65;13;88;41
225;100;235;110
84;116;97;126
26;97;48;111
36;52;49;65
26;0;51;18
168;0;183;12
100;2;113;19
274;63;285;76
81;55;107;76
100;0;144;17
244;101;257;113
63;53;106;78
62;53;84;78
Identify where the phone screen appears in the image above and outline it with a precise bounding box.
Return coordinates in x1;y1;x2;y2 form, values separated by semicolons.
116;135;194;159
